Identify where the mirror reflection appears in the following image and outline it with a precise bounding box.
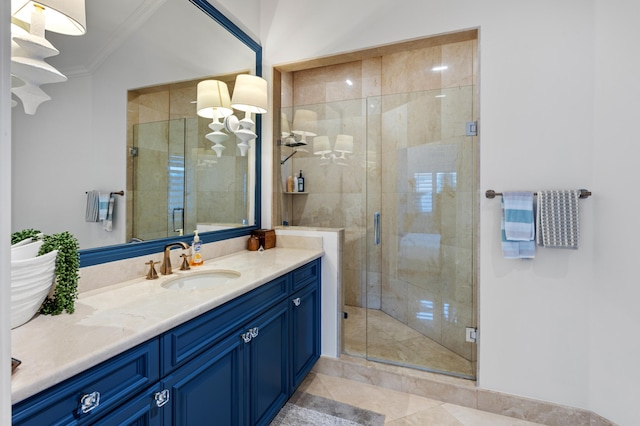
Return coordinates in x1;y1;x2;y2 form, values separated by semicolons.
11;0;260;259
126;74;256;243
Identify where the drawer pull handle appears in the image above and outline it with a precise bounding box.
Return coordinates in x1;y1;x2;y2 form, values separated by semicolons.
155;389;170;407
292;297;301;307
79;391;100;414
242;327;259;343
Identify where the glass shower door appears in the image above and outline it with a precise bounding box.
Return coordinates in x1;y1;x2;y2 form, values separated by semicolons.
364;86;477;379
132;119;187;241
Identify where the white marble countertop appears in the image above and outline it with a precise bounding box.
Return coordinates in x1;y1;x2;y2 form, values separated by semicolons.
10;247;323;404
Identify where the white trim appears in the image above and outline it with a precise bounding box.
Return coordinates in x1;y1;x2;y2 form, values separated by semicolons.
1;0;13;421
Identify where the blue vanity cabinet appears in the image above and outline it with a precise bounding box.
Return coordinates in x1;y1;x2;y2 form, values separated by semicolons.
160;300;289;426
247;299;290;426
159;275;289;376
11;339;161;426
290;275;321;390
161;330;246;425
92;383;164;426
11;258;321;426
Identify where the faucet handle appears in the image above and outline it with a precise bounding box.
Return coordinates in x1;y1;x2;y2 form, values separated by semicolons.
145;260;160;280
180;253;191;271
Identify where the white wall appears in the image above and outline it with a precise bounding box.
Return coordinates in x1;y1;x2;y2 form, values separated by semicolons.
258;0;640;423
590;1;640;424
1;1;12;422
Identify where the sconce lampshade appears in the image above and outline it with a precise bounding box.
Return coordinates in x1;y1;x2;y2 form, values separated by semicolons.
12;0;87;36
230;74;268;114
197;80;233;119
313;136;331;155
334;134;354;154
292;109;318;136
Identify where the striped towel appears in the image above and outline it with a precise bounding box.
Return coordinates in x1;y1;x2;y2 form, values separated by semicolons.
536;190;580;249
98;192;110;221
501;192;535;259
103;195;115;232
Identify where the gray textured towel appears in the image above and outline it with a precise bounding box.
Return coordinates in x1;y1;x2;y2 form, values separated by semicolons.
536;190;581;248
85;190;99;222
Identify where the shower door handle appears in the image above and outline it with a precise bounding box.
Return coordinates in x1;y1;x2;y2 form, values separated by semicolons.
172;207;184;234
374;212;381;245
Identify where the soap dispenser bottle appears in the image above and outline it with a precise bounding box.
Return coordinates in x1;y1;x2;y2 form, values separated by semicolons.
190;230;203;266
297;170;305;192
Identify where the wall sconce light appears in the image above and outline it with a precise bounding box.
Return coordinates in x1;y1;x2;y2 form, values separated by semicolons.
313;134;353;165
196;80;233;158
224;74;268;156
197;74;268;157
11;0;87;114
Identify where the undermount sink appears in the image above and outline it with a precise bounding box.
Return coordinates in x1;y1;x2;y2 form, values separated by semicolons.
162;270;241;290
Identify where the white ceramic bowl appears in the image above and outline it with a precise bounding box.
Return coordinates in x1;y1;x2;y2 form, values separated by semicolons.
10;248;57;329
10;239;42;261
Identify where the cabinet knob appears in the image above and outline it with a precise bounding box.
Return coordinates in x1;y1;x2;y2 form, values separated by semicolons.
292;297;301;307
78;391;101;414
250;327;259;338
154;389;170;407
241;332;252;343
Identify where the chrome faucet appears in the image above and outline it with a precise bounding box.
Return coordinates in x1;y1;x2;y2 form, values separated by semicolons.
160;242;190;275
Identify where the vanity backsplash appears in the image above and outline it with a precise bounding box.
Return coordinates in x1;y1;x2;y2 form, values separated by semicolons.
77;232;325;294
77;236;247;293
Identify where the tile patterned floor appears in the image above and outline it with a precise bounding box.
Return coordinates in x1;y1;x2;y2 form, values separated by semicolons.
343;306;474;378
298;372;546;425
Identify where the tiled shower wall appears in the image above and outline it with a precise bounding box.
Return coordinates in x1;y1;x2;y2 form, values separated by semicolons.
127;81;200;241
279;33;478;359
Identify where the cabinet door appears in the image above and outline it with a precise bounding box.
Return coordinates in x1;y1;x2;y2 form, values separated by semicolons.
248;300;289;426
92;384;163;426
290;281;321;390
162;332;245;426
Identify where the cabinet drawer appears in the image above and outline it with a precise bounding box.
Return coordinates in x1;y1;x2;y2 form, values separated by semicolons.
161;275;288;375
92;383;163;426
12;339;160;426
291;259;320;292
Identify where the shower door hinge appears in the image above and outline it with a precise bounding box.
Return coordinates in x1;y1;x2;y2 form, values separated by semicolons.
466;121;478;136
465;327;477;343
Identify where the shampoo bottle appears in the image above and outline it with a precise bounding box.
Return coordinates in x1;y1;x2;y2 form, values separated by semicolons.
297;170;305;192
190;230;203;266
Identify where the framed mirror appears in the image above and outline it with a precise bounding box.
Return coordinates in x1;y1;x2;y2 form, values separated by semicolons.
11;0;262;266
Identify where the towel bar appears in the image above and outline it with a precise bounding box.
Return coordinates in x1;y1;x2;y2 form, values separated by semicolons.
85;190;125;196
485;189;591;199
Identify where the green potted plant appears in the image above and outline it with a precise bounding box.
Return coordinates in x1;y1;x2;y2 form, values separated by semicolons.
11;228;80;315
